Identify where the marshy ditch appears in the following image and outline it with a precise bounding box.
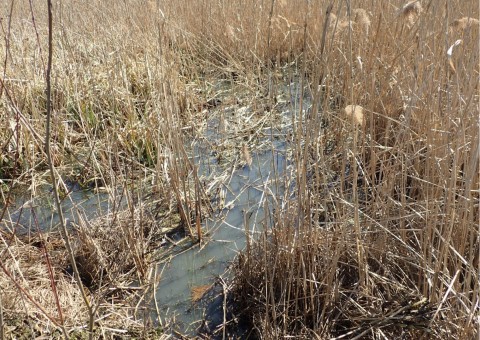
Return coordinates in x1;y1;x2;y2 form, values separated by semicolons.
1;74;303;337
1;0;479;339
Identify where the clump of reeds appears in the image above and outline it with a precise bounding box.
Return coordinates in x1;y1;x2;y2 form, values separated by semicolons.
223;0;479;338
232;221;442;338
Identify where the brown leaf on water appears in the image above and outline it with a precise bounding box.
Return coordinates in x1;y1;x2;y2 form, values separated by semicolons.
191;284;211;302
242;144;252;167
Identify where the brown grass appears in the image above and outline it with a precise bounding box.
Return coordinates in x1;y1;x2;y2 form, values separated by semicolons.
1;0;479;338
1;1;197;336
0;199;180;337
0;0;190;186
204;0;477;338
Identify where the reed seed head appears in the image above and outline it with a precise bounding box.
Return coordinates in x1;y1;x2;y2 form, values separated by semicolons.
397;1;423;25
344;104;365;126
450;17;480;32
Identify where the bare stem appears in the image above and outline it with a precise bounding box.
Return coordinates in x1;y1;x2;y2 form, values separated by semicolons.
44;0;93;338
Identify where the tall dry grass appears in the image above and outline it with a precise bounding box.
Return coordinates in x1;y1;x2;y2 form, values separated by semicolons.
0;0;203;337
155;0;480;338
0;0;478;338
0;0;191;185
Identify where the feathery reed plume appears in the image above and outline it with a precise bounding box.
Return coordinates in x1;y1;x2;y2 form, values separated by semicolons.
344;104;365;126
398;1;423;17
352;8;371;35
337;19;354;32
328;12;338;28
397;1;423;25
450;17;480;32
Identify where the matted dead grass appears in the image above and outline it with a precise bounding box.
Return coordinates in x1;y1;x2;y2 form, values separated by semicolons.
0;197;182;338
1;0;478;338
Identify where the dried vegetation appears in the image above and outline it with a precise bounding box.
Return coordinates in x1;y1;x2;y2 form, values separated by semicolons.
169;0;478;338
1;0;479;338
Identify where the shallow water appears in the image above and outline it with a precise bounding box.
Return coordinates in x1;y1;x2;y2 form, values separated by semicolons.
155;142;289;335
0;183;122;234
153;79;311;335
0;127;292;337
0;79;311;337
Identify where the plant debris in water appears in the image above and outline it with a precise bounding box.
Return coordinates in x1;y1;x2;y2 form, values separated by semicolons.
1;0;478;338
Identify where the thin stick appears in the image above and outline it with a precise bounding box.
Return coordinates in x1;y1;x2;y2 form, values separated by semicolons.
44;1;93;338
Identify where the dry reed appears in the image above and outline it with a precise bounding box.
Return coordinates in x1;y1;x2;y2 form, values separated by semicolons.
1;0;479;338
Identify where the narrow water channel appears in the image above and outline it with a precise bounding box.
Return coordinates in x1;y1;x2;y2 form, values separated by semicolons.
155;137;289;335
0;183;121;235
0;79;310;338
154;78;310;335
